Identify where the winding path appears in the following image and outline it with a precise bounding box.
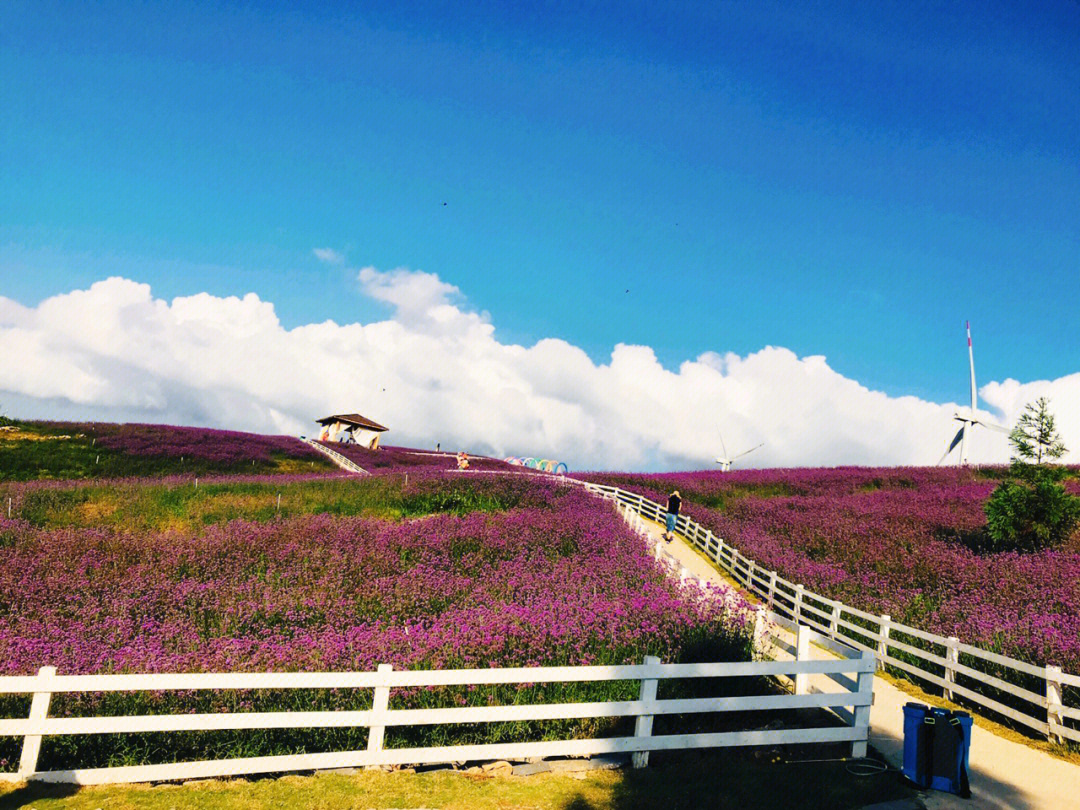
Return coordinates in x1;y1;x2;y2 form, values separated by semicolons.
634;511;1080;810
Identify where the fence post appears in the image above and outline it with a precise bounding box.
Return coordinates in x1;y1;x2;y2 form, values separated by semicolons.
17;665;56;780
715;536;725;566
632;655;661;768
794;624;810;696
851;651;875;758
753;606;769;654
829;603;841;638
794;584;804;624
877;614;891;672
366;663;393;768
1046;666;1064;744
767;571;777;612
944;637;959;702
746;560;756;594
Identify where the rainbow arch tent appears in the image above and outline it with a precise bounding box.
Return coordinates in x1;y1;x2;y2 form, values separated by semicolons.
504;456;568;475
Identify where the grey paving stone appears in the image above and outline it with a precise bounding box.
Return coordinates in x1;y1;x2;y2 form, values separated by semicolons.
546;754;629;773
511;761;552;776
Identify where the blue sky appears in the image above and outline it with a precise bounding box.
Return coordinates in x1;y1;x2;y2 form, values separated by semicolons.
3;1;1079;421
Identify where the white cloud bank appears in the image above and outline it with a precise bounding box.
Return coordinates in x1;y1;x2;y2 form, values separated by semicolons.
1;269;1077;470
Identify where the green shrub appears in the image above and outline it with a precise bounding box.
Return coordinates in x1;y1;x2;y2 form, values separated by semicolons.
984;464;1080;552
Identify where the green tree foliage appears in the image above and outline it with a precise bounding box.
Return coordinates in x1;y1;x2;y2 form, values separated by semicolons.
983;398;1078;552
984;467;1080;552
1009;396;1066;464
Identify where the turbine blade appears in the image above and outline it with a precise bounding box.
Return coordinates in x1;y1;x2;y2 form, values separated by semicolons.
938;427;965;465
974;419;1010;435
735;443;764;459
949;426;966;453
716;425;728;460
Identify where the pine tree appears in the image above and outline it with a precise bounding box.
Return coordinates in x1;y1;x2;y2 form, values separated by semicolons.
983;397;1077;552
1009;396;1066;464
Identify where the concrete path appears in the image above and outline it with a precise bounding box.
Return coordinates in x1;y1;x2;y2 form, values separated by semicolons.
632;513;1080;810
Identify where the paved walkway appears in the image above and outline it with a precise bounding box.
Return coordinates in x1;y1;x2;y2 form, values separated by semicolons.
631;512;1080;810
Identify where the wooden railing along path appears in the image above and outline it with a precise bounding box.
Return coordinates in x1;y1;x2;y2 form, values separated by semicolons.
298;437;370;475
582;482;1080;746
1;635;872;784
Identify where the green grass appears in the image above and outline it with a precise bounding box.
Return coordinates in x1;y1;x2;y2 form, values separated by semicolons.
0;750;915;810
5;475;550;533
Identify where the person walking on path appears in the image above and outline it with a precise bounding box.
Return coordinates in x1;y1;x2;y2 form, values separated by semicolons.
664;490;681;542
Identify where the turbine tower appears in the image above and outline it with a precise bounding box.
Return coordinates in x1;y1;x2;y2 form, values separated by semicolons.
939;321;1008;466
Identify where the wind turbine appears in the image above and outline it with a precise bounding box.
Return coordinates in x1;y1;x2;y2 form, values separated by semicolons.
939;321;1009;466
715;427;763;472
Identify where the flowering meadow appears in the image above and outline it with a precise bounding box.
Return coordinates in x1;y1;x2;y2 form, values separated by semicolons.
0;420;334;481
319;441;516;473
0;469;752;770
1;470;566;533
580;467;1080;674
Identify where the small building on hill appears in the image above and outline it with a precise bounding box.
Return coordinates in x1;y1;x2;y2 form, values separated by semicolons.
316;413;389;449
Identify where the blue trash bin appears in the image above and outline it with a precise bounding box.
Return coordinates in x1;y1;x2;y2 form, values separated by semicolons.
902;703;931;787
902;703;972;796
928;708;972;795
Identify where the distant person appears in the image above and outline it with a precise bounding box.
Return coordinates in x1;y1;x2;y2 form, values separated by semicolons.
436;442;440;453
456;451;470;470
663;490;681;542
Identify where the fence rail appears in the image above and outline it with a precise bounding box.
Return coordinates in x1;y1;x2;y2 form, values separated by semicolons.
0;639;872;785
298;437;370;475
581;482;1080;746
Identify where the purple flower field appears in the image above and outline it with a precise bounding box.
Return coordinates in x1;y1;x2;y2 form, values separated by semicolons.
89;422;323;465
0;484;743;675
1;420;334;481
580;467;1080;671
319;441;516;473
0;473;752;768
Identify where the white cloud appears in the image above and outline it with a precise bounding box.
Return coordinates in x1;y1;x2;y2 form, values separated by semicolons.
312;248;345;265
1;271;1076;470
357;266;470;329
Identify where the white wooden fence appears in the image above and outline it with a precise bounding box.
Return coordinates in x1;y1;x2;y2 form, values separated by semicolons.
0;635;873;785
582;482;1080;746
299;437;370;475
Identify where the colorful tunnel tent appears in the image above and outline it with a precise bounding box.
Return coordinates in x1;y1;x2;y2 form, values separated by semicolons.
504;456;569;475
316;413;388;450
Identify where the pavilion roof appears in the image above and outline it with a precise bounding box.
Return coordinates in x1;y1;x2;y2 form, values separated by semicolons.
315;413;389;432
